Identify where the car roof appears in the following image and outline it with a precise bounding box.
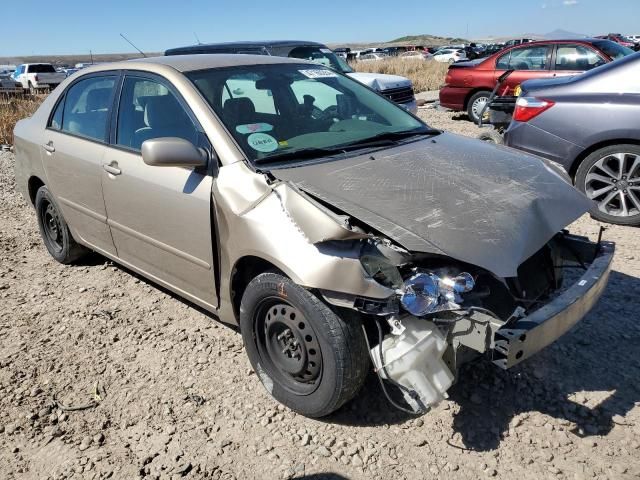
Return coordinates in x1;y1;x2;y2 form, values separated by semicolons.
165;40;325;55
76;54;312;75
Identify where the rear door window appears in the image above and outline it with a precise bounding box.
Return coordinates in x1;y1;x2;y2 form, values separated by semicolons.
555;44;606;71
61;75;117;142
496;45;551;70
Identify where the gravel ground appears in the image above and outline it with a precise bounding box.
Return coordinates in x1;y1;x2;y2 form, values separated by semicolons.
1;110;639;480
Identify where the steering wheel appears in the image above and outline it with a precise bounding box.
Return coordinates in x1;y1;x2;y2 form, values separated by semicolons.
310;105;339;121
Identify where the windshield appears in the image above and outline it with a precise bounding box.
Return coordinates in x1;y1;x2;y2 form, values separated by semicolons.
187;64;430;166
287;46;353;74
594;40;634;60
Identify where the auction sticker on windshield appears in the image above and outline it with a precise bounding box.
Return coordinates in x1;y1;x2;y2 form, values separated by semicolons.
299;69;338;79
247;133;278;153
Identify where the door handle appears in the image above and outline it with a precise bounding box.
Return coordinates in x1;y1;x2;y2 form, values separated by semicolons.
103;162;121;176
43;142;55;153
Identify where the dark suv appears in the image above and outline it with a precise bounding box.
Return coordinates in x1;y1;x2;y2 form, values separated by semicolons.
165;41;417;113
439;39;634;123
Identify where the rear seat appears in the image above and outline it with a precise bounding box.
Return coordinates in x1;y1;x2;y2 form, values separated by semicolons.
66;88;112;139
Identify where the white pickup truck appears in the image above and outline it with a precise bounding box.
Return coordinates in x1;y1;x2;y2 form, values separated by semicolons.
12;64;66;93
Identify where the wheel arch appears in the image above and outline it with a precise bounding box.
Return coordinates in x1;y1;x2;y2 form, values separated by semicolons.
569;138;640;182
463;87;492;110
27;176;45;206
230;255;289;324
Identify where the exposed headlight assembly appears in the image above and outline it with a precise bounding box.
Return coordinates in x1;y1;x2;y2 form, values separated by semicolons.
360;254;403;289
400;271;475;316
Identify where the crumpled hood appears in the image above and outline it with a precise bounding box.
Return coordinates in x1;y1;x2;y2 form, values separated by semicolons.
272;134;592;278
347;72;412;91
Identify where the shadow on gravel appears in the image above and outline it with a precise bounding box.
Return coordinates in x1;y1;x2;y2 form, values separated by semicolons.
293;475;349;480
447;269;640;451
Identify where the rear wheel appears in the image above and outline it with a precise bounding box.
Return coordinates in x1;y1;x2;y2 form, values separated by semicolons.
467;91;491;124
35;186;88;263
28;82;36;95
240;273;369;417
575;145;640;226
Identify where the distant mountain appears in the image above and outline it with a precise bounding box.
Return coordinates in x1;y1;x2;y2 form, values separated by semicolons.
544;29;588;39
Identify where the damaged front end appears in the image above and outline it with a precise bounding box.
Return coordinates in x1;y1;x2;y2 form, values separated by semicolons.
320;232;614;414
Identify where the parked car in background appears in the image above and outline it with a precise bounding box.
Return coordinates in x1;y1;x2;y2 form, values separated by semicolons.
14;54;614;418
596;34;636;50
399;50;431;61
165;41;418;113
505;53;640;226
63;68;79;77
433;49;466;64
504;38;534;47
440;39;634;123
627;34;640;45
0;64;16;76
12;63;66;94
0;73;23;95
358;52;388;62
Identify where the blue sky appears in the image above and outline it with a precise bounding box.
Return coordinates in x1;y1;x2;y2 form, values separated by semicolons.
2;0;639;56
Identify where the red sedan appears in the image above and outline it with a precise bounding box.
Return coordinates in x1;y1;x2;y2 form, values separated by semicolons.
439;38;633;123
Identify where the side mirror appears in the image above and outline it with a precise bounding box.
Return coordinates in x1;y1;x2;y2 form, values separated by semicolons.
141;137;208;168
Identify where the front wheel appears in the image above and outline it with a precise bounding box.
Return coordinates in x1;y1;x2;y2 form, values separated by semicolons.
240;273;369;417
575;144;640;226
28;82;36;95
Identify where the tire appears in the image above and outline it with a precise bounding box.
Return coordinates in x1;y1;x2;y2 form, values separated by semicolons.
240;272;369;417
467;90;491;124
575;144;640;226
28;82;36;95
477;129;504;145
35;186;88;263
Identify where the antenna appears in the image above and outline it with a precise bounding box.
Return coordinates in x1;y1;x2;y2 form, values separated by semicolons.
119;33;147;58
194;32;202;45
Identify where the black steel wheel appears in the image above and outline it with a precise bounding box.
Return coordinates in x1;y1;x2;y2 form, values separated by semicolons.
240;272;369;417
575;145;640;226
255;299;323;395
35;186;88;263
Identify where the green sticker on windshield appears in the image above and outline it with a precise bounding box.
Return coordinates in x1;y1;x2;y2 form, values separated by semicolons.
247;133;278;153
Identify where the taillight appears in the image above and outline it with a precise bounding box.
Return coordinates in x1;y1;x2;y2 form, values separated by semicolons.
513;96;555;122
34;74;39;82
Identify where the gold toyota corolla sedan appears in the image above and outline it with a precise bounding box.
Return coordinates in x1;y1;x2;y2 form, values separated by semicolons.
14;54;614;417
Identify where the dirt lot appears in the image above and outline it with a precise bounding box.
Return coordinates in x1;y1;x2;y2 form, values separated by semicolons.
1;109;639;480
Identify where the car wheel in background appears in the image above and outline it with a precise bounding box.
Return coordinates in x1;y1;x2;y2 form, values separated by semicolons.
240;272;369;417
477;129;504;144
467;91;491;124
35;186;89;263
28;82;36;95
575;145;640;226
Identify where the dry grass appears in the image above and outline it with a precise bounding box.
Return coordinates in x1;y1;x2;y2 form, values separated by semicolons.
351;58;449;92
0;95;43;145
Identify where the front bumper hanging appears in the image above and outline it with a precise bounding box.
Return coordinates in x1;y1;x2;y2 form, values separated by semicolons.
492;237;615;369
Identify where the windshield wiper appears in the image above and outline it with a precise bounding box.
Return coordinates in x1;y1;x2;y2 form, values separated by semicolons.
336;128;438;149
254;128;438;165
254;146;348;164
